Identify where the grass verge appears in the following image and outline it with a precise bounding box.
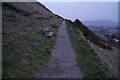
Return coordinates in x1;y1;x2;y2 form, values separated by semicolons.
65;20;115;78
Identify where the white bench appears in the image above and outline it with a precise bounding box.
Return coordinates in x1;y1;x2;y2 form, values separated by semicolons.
46;32;54;38
43;27;54;38
43;27;49;32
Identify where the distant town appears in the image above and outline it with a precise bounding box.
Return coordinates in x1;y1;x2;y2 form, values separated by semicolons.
85;24;119;43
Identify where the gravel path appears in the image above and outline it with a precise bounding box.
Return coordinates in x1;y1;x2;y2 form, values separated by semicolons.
41;21;83;78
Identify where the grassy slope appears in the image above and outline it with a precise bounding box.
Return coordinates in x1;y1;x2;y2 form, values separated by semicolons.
65;20;115;78
2;2;63;78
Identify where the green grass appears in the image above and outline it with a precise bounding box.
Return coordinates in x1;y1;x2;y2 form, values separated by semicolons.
3;31;53;78
2;20;63;78
65;21;115;78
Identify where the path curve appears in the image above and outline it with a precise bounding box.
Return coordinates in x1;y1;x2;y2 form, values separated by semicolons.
41;21;83;78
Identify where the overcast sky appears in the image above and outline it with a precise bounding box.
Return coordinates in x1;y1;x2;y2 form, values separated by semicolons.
40;2;118;22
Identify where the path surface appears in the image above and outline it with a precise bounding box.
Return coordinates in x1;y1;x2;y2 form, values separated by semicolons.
41;21;83;78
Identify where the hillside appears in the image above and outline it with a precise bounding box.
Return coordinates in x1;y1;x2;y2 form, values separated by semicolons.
65;19;118;78
73;19;113;51
2;2;63;78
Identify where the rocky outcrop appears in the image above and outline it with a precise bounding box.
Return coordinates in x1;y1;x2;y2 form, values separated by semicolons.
72;19;113;51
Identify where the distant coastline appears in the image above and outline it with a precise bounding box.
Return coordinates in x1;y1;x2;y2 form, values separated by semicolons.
82;20;118;26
